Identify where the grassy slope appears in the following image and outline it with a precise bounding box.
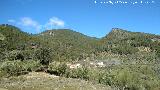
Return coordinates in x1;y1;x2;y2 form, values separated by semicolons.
0;72;112;90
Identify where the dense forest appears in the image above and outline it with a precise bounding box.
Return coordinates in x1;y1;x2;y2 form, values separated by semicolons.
0;24;160;90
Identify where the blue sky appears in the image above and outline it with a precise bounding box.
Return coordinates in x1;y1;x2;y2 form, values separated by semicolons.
0;0;160;38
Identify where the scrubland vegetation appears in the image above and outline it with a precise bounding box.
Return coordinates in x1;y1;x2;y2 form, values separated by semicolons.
0;24;160;90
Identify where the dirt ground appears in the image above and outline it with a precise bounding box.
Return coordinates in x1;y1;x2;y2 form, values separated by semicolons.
0;72;112;90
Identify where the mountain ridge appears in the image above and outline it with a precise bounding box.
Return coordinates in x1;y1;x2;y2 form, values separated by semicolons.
1;24;160;59
1;24;160;90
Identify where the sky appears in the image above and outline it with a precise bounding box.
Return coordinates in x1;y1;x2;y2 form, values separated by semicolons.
0;0;160;38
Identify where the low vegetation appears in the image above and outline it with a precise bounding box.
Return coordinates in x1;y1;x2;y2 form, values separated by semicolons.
0;24;160;90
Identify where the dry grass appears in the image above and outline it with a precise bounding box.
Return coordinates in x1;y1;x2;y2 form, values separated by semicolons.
0;72;112;90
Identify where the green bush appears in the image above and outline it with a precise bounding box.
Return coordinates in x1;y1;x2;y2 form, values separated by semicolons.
96;71;113;86
0;52;5;62
108;67;160;90
0;60;41;77
23;60;41;71
0;64;7;78
34;47;52;65
67;66;90;80
0;33;5;41
111;45;138;55
76;66;89;80
48;62;90;80
113;69;140;90
156;49;160;58
5;50;28;61
4;50;35;61
48;62;67;76
0;61;27;76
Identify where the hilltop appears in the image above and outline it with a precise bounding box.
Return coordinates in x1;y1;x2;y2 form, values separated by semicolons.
0;24;160;64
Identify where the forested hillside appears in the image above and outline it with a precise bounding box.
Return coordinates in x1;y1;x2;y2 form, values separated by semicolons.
99;28;160;60
0;24;160;90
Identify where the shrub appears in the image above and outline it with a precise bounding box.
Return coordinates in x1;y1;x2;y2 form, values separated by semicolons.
97;71;113;86
113;69;140;90
156;50;160;58
5;50;22;61
23;60;41;71
111;45;139;55
4;50;36;61
0;62;7;78
48;62;90;80
0;61;27;76
0;52;5;62
0;60;41;77
34;47;52;65
68;66;90;80
48;62;67;76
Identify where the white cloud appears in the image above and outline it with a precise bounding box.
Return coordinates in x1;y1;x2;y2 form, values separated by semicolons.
8;19;16;23
47;17;65;27
7;16;65;33
20;17;39;27
18;17;41;32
